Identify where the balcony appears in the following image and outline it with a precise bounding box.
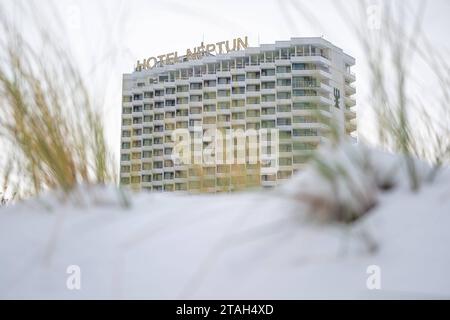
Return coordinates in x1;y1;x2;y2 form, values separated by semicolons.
292;68;331;79
344;71;356;83
344;96;356;107
344;106;356;120
345;83;356;95
290;54;331;66
292;95;333;106
345;118;357;132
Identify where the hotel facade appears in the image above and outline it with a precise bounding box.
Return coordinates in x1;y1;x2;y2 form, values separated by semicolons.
120;37;356;192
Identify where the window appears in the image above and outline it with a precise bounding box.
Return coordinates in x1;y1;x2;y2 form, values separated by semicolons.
276;66;291;73
231;112;245;120
165;111;175;118
190;82;202;90
279;130;292;139
277;104;291;112
131;164;141;172
143;127;153;134
293;116;317;123
217;115;230;122
261;69;275;76
246;97;260;104
277;92;291;100
293;77;318;88
190;95;202;102
218;102;230;110
277;171;292;179
293;102;317;110
204;104;216;112
261;120;276;128
155;101;164;108
231;99;245;107
131;176;141;184
246;110;260;117
217;89;230;97
131;152;141;160
261;81;275;89
176;121;188;129
203;92;216;100
189;119;201;127
279;144;292;152
293;142;318;150
175;170;188;178
120;165;130;173
132;117;142;124
293;155;311;164
142;162;152;170
232;86;245;94
120;177;130;185
246;84;260;92
292;89;318;97
177;85;189;92
232;74;245;82
175;183;187;191
165;100;175;107
165;123;175;131
277;118;291;126
246;71;260;79
143;151;152;158
121;153;130;161
218;77;230;84
176;109;189;117
277;79;291;86
279;157;292;166
261;107;275;115
143;103;153;111
164;172;174;180
204;80;216;87
203;116;216;124
190;107;202;114
293;128;318;136
153;161;163;169
261;94;275;102
164;148;173;155
142;175;152;183
177;97;188;104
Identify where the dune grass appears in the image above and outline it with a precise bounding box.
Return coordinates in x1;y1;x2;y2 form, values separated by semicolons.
0;7;115;200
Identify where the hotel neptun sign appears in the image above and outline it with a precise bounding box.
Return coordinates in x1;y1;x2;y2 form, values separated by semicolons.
135;36;249;71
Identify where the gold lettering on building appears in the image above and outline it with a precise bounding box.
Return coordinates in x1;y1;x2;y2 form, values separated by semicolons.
135;36;249;71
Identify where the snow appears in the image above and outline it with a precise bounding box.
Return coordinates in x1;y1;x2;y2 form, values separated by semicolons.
0;142;449;299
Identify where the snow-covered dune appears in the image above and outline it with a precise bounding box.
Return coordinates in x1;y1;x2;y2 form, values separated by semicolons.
1;144;449;299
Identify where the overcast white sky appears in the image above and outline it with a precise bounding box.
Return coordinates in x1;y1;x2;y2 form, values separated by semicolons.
2;0;450;162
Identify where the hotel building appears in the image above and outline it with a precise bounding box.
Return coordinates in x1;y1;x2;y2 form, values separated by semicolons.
120;37;356;192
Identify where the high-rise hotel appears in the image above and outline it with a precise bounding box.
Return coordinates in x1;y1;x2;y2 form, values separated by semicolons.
120;37;356;192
